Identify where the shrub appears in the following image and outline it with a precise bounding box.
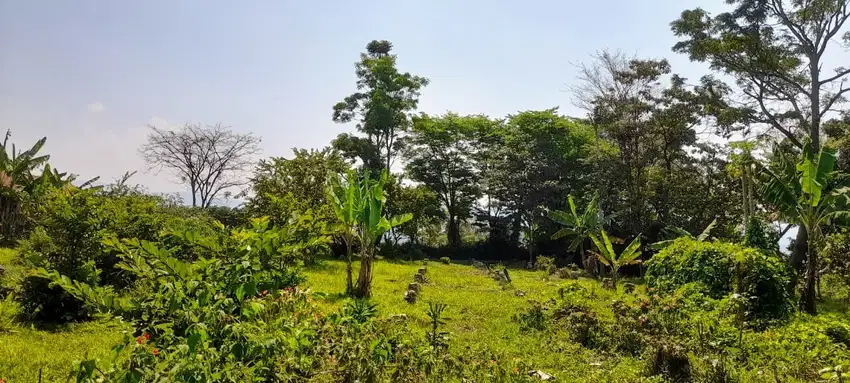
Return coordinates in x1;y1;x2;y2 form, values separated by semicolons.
17;187;229;322
825;321;850;348
535;255;556;274
17;188;105;322
646;238;792;324
822;231;850;295
514;300;552;332
743;216;780;253
439;256;451;264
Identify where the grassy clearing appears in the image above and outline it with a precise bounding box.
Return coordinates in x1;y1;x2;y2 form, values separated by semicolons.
0;249;127;382
2;252;848;381
0;319;127;382
303;258;648;380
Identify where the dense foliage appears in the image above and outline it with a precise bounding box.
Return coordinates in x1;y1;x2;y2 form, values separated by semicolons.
646;238;793;324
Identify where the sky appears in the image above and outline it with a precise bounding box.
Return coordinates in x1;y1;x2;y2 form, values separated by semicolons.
0;0;727;197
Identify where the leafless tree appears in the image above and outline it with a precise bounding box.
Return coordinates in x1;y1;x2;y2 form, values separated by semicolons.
570;50;637;115
139;123;261;208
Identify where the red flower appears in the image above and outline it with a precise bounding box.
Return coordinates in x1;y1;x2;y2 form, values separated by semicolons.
144;332;151;340
152;349;160;356
136;336;145;344
262;290;268;296
513;367;519;374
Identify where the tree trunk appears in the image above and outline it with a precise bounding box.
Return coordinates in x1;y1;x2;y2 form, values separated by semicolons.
345;239;354;294
0;195;22;244
790;226;808;272
354;256;373;298
447;214;461;249
801;242;817;315
510;212;522;247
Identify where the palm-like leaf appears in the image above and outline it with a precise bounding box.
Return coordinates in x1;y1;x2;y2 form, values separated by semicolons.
695;218;718;242
619;236;643;265
590;229;642;285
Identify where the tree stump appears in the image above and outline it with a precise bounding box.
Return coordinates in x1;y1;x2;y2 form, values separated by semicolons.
404;289;418;304
414;273;427;283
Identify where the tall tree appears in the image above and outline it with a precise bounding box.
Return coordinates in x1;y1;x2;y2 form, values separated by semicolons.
673;0;850;270
484;109;597;246
578;55;736;236
247;147;348;224
672;0;850;150
140;123;261;208
332;40;429;172
385;181;444;246
405;113;490;248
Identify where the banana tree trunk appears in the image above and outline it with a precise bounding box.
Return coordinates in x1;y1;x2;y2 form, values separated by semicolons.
354;256;373;298
0;194;22;244
345;238;354;294
801;243;817;315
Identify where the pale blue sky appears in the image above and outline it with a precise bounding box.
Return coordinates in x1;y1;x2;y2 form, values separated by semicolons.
1;0;719;193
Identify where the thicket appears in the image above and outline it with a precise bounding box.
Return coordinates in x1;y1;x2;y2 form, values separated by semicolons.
14;186;228;323
645;238;793;325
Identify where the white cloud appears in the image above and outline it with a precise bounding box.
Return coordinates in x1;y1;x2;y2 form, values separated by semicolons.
86;102;105;113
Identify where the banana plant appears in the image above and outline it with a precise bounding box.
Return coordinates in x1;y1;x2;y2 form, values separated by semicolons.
649;218;717;250
328;169;411;297
589;229;642;288
327;170;362;294
760;139;850;314
0;131;49;241
549;194;610;271
353;169;411;297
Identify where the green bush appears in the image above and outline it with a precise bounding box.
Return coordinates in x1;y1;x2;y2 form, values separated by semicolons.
535;255;557;274
439;256;451;264
646;238;792;324
17;188;105;322
17;187;229;323
822;231;850;294
743;216;780;254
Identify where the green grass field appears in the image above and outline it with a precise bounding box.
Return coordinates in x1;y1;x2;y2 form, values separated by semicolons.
2;253;849;381
302;258;647;381
0;254;642;381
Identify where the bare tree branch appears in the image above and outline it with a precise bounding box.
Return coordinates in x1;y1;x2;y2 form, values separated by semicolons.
139;123;261;207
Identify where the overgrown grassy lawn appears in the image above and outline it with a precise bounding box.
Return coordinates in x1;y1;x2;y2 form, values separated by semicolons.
0;320;126;382
304;259;647;380
3;252;849;381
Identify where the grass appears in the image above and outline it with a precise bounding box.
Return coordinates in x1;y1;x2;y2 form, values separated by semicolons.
0;248;127;382
303;258;647;381
0;248;24;281
0;320;127;382
2;251;849;381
